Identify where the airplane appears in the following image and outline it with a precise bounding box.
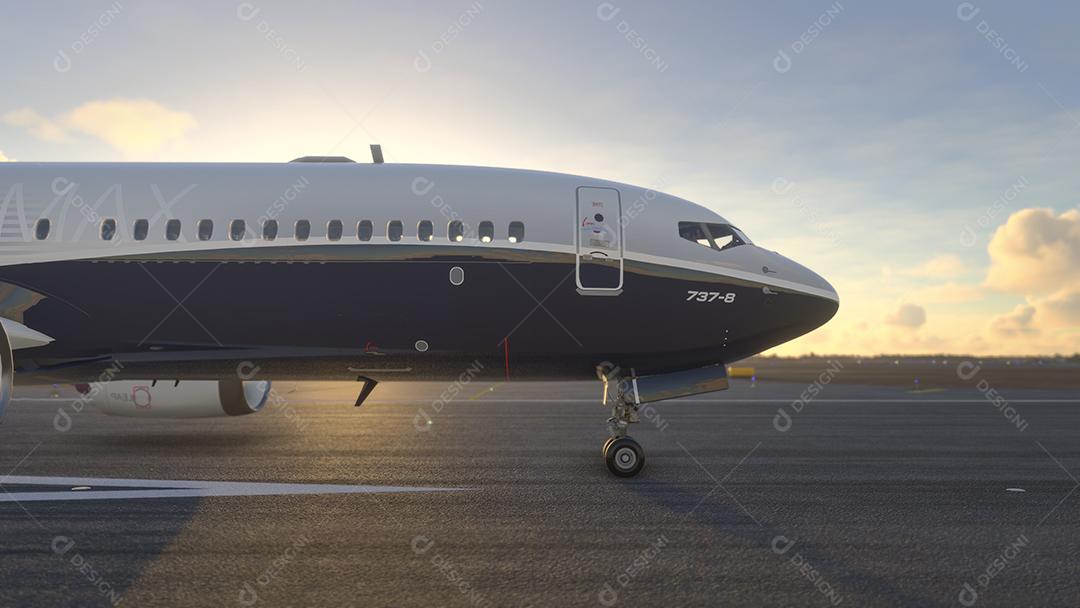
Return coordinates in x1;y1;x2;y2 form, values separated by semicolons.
0;147;838;477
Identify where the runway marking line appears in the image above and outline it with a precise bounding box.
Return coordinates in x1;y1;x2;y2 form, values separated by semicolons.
232;398;1075;404
15;397;1080;404
0;475;465;503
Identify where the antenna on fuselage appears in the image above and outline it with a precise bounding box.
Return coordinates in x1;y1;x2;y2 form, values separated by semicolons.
370;144;384;164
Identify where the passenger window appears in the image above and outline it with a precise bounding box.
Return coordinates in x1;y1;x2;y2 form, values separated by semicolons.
327;220;343;241
295;220;310;241
229;220;246;241
133;219;149;241
387;220;403;242
357;220;373;241
101;218;117;241
479;221;494;243
34;218;50;240
263;220;278;241
508;221;524;243
166;219;182;241
197;219;214;241
448;221;464;242
418;220;433;242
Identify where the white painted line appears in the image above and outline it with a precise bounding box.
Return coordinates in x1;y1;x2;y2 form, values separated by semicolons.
0;475;464;503
336;398;1080;404
15;397;1080;405
16;395;1080;403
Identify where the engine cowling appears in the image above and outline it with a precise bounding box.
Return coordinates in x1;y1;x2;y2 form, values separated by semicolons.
82;379;271;418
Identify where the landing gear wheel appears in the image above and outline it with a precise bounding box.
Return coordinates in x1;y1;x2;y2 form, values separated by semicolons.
605;437;645;477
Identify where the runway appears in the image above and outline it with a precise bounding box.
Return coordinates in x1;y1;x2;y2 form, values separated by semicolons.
1;379;1078;607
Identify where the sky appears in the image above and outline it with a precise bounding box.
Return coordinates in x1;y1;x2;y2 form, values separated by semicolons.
1;1;1078;356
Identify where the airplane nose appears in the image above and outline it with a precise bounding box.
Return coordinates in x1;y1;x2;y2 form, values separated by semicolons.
757;248;839;332
757;249;835;297
805;266;839;305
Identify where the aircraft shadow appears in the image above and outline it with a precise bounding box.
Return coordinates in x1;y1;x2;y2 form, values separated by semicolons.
620;468;950;608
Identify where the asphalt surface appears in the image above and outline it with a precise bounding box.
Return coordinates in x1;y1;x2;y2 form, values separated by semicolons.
1;378;1078;607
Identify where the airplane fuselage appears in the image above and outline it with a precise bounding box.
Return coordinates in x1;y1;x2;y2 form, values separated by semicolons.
0;161;838;385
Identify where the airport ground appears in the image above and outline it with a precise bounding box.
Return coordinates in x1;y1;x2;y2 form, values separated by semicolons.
1;363;1078;607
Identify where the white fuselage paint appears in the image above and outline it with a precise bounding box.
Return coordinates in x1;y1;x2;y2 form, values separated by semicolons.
0;162;838;302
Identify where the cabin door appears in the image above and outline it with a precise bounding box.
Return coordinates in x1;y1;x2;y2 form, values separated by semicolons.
575;187;624;294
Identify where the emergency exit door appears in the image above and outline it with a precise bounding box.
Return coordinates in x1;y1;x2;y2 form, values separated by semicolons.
575;186;623;294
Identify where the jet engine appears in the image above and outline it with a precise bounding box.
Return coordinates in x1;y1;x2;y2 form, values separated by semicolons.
0;317;54;420
81;379;271;418
0;322;12;421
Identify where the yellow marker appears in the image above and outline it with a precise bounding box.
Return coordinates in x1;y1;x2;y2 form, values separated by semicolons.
727;366;756;379
469;385;495;400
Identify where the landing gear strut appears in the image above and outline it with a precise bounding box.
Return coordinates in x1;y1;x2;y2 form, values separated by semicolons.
598;364;645;477
595;362;731;477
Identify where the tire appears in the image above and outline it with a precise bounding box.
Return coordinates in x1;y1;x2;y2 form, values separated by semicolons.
605;437;644;477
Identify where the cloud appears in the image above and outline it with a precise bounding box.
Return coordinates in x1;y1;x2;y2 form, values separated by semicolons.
978;208;1080;349
912;282;983;303
992;288;1080;336
904;254;966;279
985;208;1080;295
1039;289;1080;327
884;303;926;329
2;108;67;141
990;304;1037;337
3;99;197;156
63;99;197;156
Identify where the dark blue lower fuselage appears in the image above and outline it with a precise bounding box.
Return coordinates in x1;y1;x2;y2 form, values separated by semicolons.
2;245;837;383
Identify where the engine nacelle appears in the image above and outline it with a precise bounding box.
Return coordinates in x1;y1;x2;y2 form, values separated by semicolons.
83;379;271;418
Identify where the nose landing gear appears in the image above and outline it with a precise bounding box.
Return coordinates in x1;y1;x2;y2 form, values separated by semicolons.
595;362;731;477
599;364;645;477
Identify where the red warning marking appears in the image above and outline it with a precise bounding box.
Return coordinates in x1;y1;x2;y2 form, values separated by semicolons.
503;337;510;381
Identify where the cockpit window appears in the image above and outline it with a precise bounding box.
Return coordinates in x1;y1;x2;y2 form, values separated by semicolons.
678;222;749;252
679;222;713;248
